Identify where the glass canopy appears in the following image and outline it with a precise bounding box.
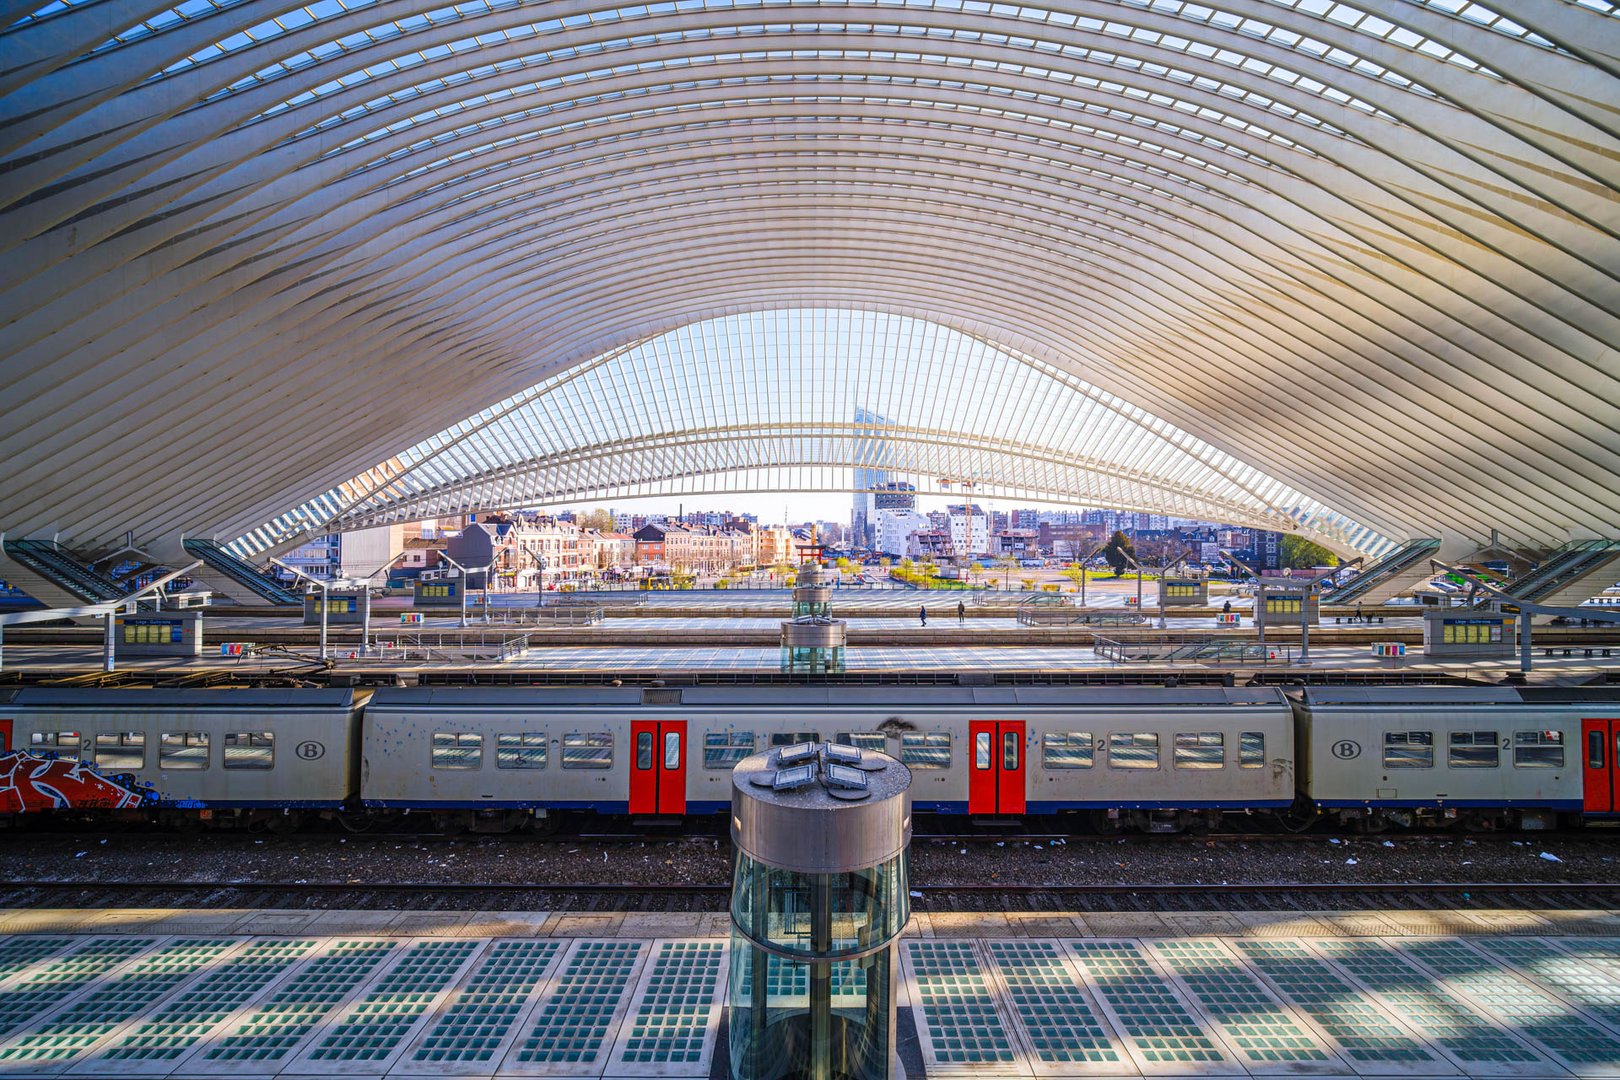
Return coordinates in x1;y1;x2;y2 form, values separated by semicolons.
235;308;1390;556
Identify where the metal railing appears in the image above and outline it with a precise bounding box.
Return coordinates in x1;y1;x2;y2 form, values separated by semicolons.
369;631;532;664
487;607;605;626
1093;635;1293;665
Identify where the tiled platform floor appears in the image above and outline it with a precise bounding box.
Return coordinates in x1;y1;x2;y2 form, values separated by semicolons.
0;909;1619;1077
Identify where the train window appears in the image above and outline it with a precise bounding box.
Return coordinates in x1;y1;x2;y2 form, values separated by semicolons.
1447;731;1499;768
224;732;273;770
431;732;482;770
901;732;951;769
95;732;144;771
771;732;819;747
1109;732;1160;769
1513;730;1564;768
664;731;681;770
975;732;991;770
1591;731;1606;770
1239;732;1265;768
29;732;81;756
562;732;613;769
704;732;754;769
1383;731;1434;768
1042;732;1093;769
160;732;210;770
837;733;888;751
636;732;653;770
496;733;547;769
1003;732;1019;771
1174;732;1224;769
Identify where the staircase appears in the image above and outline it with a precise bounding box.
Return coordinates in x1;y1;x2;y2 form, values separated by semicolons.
1503;540;1620;608
182;538;301;606
0;539;127;607
1321;538;1441;605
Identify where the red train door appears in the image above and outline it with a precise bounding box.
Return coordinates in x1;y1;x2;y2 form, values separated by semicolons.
968;720;1025;814
1585;719;1617;814
629;720;686;815
0;719;10;752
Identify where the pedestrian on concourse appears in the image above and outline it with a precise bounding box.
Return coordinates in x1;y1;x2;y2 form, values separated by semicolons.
957;600;966;627
1222;599;1232;614
1355;602;1364;624
919;605;928;627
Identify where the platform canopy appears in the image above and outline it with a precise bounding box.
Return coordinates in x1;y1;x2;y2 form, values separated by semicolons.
1;0;1617;555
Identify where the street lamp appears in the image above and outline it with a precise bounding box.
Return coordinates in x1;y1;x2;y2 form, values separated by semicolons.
438;551;493;628
521;543;548;607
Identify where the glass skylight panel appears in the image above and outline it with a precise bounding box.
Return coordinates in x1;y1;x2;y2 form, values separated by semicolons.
237;309;1390;558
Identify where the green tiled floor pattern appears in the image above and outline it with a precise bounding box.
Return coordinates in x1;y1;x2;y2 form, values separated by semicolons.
1476;937;1620;1027
618;941;722;1064
203;940;398;1062
514;940;641;1063
908;941;1016;1064
987;940;1118;1065
1234;939;1433;1064
0;937;236;1062
309;939;481;1062
1312;939;1539;1066
0;938;73;982
412;940;560;1064
1398;938;1620;1065
1151;940;1331;1064
2;931;1620;1076
97;940;318;1062
1068;941;1225;1064
0;937;154;1038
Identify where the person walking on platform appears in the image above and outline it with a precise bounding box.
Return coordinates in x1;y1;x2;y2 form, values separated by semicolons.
1355;602;1364;624
1222;599;1232;614
957;600;966;627
919;605;928;627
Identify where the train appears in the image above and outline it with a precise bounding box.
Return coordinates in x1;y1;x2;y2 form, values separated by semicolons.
2;685;1616;833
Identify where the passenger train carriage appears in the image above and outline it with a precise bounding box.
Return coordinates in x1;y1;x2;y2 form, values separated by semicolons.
1;684;1617;832
1294;686;1620;830
360;686;1295;833
0;688;361;824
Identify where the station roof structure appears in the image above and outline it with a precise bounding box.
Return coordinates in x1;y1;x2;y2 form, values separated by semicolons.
1;0;1617;557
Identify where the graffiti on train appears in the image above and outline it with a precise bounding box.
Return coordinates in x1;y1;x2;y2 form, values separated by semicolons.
0;751;154;812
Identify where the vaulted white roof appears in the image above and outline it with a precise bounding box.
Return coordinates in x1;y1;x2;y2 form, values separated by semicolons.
1;0;1616;553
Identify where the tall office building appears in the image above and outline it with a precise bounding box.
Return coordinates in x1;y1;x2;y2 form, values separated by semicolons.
851;407;906;547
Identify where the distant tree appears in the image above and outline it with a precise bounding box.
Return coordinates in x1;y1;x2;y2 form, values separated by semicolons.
579;507;616;532
1019;576;1036;591
996;553;1018;589
1060;563;1087;591
835;556;851;574
1280;535;1339;570
1101;530;1135;576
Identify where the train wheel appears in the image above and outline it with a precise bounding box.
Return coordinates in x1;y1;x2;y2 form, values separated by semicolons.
1277;798;1320;834
338;811;385;834
1088;810;1125;836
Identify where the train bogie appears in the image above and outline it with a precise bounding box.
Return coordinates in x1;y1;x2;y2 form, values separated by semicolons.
0;687;362;827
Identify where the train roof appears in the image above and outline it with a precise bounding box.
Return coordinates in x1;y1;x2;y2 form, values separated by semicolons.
0;687;356;708
1299;686;1620;707
368;685;1289;708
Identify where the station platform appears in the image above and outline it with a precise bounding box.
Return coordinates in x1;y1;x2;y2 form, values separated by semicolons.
1;908;1619;1078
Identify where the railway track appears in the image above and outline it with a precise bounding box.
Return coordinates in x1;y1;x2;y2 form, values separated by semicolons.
3;879;1616;912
